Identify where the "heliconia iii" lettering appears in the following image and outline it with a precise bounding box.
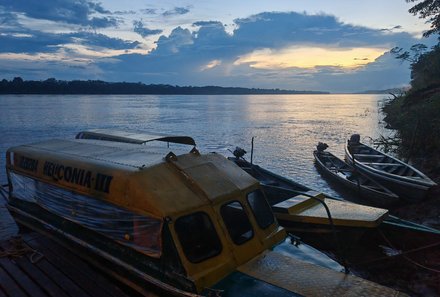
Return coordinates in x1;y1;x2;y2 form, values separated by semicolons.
43;161;113;193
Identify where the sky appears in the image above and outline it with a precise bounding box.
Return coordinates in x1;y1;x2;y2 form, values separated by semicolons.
0;0;438;92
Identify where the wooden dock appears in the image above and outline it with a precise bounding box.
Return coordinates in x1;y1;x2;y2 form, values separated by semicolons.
0;190;158;297
0;232;149;297
0;190;18;241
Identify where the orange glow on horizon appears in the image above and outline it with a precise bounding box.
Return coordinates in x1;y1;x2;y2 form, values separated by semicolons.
234;46;388;69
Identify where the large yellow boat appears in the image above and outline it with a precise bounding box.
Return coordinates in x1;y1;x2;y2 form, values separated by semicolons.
5;136;405;296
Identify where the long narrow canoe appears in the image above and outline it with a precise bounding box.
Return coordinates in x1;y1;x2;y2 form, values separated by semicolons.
228;157;389;232
313;150;399;207
345;134;437;201
228;156;440;251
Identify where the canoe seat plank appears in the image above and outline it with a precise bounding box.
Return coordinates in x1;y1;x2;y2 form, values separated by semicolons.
365;162;403;167
337;168;353;172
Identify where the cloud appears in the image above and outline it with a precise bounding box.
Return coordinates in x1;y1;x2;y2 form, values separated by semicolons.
193;21;224;27
133;20;162;38
70;32;140;50
2;10;437;92
87;1;111;14
0;0;118;28
163;7;190;17
113;10;137;16
140;8;157;15
0;11;20;27
0;29;140;54
153;27;194;55
89;16;118;28
95;11;434;92
200;59;222;71
380;25;403;32
0;53;103;80
231;12;414;49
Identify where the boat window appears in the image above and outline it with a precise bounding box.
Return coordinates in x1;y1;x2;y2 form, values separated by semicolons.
175;212;222;263
220;201;254;245
247;189;275;229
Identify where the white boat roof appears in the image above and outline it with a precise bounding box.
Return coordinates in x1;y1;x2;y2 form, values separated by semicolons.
76;129;196;146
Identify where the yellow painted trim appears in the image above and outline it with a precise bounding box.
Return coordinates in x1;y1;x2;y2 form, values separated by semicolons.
274;199;388;228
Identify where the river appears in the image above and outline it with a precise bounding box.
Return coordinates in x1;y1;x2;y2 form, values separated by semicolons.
0;94;392;240
2;93;439;296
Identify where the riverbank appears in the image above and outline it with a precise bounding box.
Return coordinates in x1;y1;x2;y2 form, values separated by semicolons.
382;87;440;229
390;166;440;229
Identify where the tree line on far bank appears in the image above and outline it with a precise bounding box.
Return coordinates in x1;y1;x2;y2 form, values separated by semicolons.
0;77;328;95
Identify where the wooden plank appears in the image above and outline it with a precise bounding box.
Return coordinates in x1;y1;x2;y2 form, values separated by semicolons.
24;233;133;297
33;257;91;297
353;154;383;158
364;162;403;167
0;286;7;297
0;258;47;297
0;265;28;297
14;257;70;297
0;201;19;240
24;235;124;297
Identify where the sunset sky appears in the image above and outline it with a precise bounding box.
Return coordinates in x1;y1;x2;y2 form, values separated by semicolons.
1;0;438;92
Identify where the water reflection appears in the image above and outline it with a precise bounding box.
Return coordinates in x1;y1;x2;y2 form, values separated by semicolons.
0;94;391;202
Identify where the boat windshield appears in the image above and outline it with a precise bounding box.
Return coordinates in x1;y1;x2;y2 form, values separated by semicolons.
247;189;275;229
175;212;222;263
220;201;254;245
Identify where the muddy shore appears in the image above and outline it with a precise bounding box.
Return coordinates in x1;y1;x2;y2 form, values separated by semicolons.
390;163;440;230
384;164;440;296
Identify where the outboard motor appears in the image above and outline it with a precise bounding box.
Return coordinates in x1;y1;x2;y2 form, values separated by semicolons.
316;142;328;152
349;134;360;145
233;147;247;159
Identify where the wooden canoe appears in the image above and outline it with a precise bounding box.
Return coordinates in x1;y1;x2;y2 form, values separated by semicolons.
228;157;389;233
313;150;399;207
345;135;437;201
228;157;440;251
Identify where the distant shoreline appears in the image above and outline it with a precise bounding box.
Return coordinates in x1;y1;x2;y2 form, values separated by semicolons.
0;78;329;95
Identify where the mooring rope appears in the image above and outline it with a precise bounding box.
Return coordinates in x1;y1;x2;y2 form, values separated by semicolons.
0;236;44;263
378;229;440;274
351;230;440;274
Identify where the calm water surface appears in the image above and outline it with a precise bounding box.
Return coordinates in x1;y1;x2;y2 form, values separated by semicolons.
1;94;434;296
0;94;391;196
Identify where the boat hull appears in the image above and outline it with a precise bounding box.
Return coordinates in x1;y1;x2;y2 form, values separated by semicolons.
6;198;198;297
228;157;440;239
344;147;433;201
229;158;388;233
313;151;399;207
11;197;398;297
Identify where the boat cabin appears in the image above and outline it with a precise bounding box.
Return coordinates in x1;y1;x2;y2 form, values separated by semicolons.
5;138;285;293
